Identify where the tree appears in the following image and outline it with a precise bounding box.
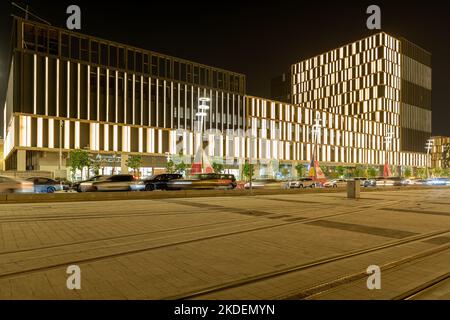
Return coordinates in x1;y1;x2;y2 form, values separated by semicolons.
367;166;378;178
416;168;427;179
295;164;306;178
166;159;176;174
68;149;91;180
280;166;290;179
442;168;450;178
175;161;188;175
335;166;345;178
242;162;255;182
353;165;366;178
431;167;443;178
212;162;224;174
403;167;412;179
91;160;100;176
126;155;143;176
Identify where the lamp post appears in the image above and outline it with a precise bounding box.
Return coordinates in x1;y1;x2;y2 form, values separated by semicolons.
311;113;322;179
248;133;254;195
425;138;434;179
383;131;394;177
312;114;322;154
195;97;210;172
58;119;63;189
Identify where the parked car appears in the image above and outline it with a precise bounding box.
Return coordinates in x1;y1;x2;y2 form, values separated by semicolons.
167;173;237;190
425;178;450;186
92;174;139;191
244;179;285;189
375;177;407;186
363;179;377;187
0;176;34;193
139;174;183;191
407;179;427;185
323;179;347;188
74;175;109;192
26;177;67;193
287;177;316;189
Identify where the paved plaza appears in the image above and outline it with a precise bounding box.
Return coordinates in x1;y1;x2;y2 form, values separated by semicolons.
0;187;449;299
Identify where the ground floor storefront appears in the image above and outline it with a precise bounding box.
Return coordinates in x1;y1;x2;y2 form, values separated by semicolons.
3;148;431;182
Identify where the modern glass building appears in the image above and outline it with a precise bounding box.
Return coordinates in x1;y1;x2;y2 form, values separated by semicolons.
3;17;246;176
2;18;431;178
291;32;431;168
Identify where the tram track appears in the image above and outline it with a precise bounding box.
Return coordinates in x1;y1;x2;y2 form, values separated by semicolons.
394;273;450;300
0;198;401;280
164;230;450;300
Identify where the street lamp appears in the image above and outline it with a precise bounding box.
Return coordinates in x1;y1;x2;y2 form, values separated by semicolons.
195;97;210;172
310;113;322;179
312;114;322;152
383;131;394;177
425;138;434;179
58;119;63;189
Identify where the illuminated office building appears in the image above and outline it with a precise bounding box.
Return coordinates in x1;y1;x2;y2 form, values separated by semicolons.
291;32;431;168
2;18;430;177
3;17;246;175
430;136;450;169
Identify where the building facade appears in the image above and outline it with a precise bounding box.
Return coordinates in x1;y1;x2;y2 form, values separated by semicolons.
4;17;246;176
2;19;431;179
292;32;430;167
430;136;450;169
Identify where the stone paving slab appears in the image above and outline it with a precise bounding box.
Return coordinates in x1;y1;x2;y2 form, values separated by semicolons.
0;188;448;299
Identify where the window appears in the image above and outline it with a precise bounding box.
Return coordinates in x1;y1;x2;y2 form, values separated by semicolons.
100;44;108;65
61;33;70;58
81;38;89;61
109;46;117;67
136;52;143;73
118;48;125;69
143;54;149;74
36;27;48;53
48;29;58;55
71;36;80;60
174;61;180;80
91;41;99;64
23;24;36;51
127;50;135;71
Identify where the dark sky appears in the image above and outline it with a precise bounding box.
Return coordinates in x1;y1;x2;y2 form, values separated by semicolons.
0;0;449;136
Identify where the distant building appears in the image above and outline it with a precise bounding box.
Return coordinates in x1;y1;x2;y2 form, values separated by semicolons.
430;136;450;169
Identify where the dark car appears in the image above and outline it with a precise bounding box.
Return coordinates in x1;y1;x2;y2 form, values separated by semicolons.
141;174;183;191
73;175;108;192
26;177;67;193
167;173;237;190
217;174;237;189
92;174;137;191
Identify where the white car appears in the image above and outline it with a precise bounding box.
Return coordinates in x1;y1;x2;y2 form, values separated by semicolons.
288;178;316;188
323;179;347;188
0;176;34;193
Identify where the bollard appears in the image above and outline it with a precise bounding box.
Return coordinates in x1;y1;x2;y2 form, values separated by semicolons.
347;179;360;199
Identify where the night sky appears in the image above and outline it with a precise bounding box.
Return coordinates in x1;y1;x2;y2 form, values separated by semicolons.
0;0;449;136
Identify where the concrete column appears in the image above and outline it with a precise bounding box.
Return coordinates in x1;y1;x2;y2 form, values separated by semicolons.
17;150;26;171
121;154;129;174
